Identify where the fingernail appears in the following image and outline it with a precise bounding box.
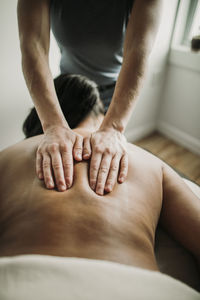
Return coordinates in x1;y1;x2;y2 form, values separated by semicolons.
39;173;43;179
90;182;95;190
60;185;66;191
48;182;54;189
106;185;112;192
96;188;103;195
119;176;124;182
77;153;82;160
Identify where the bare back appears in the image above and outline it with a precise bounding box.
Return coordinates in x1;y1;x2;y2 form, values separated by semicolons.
0;131;163;271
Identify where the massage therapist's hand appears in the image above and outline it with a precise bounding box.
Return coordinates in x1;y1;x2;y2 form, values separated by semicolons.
36;125;83;192
85;128;128;195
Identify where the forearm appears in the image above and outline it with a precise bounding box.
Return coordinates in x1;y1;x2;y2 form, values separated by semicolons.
100;49;148;132
21;44;68;131
18;0;67;131
100;0;163;133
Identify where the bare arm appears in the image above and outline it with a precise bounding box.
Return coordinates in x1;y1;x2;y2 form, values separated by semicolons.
161;163;200;262
17;0;65;130
89;0;163;195
17;0;84;192
100;0;163;132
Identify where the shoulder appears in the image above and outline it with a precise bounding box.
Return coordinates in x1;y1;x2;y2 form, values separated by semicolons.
127;142;163;174
0;135;43;171
127;142;161;162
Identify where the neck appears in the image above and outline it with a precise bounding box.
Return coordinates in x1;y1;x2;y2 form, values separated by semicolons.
75;114;104;133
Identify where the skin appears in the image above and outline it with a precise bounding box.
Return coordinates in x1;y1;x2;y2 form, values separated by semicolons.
17;0;163;193
0;114;199;272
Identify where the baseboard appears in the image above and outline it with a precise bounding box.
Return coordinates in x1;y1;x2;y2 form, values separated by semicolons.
157;121;200;155
125;122;156;142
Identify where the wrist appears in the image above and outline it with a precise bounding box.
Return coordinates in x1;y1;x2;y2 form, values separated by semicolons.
100;120;125;133
42;113;70;132
43;122;70;132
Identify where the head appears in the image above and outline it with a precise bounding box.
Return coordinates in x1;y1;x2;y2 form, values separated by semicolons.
23;74;105;138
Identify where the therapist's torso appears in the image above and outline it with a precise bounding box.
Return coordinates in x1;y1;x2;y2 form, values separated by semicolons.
50;0;134;85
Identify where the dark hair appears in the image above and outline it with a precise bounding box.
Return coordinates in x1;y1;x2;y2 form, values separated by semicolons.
23;74;105;138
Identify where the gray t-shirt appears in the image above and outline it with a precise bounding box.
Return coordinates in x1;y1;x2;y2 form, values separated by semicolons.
50;0;134;86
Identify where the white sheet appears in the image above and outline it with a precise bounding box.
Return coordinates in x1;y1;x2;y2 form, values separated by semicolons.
0;255;199;300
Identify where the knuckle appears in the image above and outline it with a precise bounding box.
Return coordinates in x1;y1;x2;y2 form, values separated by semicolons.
96;179;105;187
60;143;68;152
100;167;108;173
74;146;82;152
94;145;102;153
43;161;49;169
121;159;128;167
84;137;89;143
48;143;59;153
90;179;96;184
63;152;72;160
124;160;128;167
121;164;127;170
110;164;118;171
63;161;72;168
52;162;61;170
105;147;112;155
91;164;99;172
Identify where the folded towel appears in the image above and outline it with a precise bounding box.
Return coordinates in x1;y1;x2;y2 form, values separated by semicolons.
0;255;199;300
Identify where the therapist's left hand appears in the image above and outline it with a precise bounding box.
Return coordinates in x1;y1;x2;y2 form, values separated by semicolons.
83;128;128;195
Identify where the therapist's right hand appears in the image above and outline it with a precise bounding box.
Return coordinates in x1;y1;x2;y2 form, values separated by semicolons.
36;125;83;192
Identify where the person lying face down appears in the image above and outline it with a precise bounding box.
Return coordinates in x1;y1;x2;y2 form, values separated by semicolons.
0;74;199;283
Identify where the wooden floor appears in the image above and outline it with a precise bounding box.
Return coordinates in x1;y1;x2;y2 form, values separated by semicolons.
134;131;200;186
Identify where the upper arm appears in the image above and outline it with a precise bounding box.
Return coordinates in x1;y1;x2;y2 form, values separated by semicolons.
160;162;200;260
17;0;51;54
124;0;163;54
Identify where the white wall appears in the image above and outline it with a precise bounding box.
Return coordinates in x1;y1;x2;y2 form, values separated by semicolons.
155;0;200;155
0;0;60;150
125;0;179;141
157;60;200;155
0;0;188;153
1;0;30;149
